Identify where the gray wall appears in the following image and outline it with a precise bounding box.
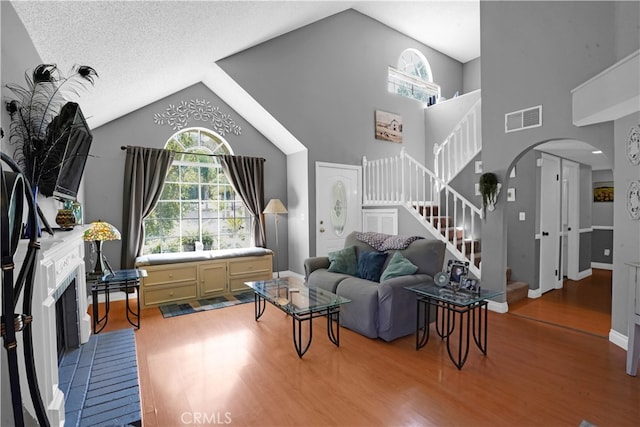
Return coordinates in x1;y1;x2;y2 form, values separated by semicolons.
613;112;640;336
506;149;537;287
87;83;287;271
217;9;464;256
462;57;481;94
480;0;638;338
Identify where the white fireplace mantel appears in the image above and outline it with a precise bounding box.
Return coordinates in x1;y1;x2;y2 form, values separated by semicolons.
5;227;91;426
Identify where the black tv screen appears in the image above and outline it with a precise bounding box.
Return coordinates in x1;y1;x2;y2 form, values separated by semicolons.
39;102;93;201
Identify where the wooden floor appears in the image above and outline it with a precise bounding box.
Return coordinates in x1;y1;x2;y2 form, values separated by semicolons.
92;280;638;427
509;269;612;337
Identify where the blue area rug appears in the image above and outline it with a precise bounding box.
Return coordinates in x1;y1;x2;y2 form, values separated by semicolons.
159;291;255;318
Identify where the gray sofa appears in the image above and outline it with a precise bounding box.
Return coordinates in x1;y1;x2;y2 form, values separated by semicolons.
304;232;445;341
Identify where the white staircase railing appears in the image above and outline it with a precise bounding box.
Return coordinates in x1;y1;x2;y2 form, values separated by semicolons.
433;98;482;184
363;148;482;278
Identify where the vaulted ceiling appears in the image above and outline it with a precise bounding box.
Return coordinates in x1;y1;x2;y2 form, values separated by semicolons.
11;1;481;129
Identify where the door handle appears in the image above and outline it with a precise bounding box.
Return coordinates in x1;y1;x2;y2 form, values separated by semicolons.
567;227;572;231
542;231;549;236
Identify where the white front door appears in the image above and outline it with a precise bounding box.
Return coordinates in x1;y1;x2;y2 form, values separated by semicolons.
539;153;561;294
316;162;362;256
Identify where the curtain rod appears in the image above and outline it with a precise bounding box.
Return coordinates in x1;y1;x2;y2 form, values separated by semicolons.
120;145;265;161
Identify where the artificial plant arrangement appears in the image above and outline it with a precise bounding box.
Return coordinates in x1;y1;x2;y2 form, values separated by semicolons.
5;63;98;194
479;172;501;217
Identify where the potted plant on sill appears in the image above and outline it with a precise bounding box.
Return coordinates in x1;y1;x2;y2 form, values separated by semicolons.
479;172;501;217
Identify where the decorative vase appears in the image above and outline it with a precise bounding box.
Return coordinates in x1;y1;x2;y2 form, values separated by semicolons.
55;209;76;230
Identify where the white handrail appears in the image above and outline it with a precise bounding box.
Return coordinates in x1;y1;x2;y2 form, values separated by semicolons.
363;148;482;278
433;98;482;184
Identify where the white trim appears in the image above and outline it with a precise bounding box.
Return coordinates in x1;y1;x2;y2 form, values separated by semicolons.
592;225;614;231
579;227;593;233
571;50;639;93
591;263;613;271
528;288;542;299
575;269;593;280
609;329;628;351
487;300;508;313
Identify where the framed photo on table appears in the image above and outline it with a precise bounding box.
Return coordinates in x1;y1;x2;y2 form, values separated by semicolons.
447;259;469;284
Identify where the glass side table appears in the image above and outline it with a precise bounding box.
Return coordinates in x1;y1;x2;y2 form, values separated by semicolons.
405;283;503;370
89;269;147;334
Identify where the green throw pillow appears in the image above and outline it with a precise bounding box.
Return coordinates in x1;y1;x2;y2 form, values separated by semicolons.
328;246;358;275
380;251;418;282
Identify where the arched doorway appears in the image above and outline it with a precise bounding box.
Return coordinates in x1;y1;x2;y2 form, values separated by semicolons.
504;138;613;336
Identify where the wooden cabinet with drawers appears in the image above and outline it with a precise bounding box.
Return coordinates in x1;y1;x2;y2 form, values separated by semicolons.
139;253;272;308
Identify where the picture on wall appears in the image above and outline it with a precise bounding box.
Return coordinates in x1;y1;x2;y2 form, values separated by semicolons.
375;110;403;143
593;181;614;202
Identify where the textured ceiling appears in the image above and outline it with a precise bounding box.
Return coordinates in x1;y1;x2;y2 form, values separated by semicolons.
11;0;481;129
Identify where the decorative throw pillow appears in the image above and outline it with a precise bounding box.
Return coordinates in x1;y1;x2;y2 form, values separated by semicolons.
380;251;419;282
327;246;358;275
356;251;388;282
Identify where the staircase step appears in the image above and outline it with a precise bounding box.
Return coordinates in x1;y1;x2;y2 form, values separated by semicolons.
430;216;453;228
457;239;480;254
507;281;529;305
441;227;463;241
415;205;439;217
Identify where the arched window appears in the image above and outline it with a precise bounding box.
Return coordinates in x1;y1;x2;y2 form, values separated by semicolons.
388;48;440;104
143;127;250;254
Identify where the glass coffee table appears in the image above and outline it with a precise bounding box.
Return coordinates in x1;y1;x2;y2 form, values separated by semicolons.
245;277;350;358
405;283;503;369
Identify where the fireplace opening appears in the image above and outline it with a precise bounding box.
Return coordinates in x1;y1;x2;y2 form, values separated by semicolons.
55;275;80;364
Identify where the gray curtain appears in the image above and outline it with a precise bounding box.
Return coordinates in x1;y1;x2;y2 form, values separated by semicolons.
121;146;175;268
219;155;266;248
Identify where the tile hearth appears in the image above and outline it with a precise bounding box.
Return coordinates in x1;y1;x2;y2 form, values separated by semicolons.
59;328;141;426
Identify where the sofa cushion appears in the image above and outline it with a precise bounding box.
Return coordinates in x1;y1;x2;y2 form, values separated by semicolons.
379;251;418;282
327;246;357;275
356;251;387;282
336;277;380;339
307;269;351;293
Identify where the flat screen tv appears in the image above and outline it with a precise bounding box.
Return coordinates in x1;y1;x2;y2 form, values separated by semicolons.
39;102;93;201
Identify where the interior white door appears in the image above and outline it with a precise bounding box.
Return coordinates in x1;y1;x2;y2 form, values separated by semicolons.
539;153;561;294
562;160;580;280
316;162;362;256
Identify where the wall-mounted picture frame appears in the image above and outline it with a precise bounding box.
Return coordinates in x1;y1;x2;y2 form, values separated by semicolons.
375;110;403;143
593;181;614;202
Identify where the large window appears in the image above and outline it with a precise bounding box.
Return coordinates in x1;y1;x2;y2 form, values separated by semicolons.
388;48;440;104
143;128;250;254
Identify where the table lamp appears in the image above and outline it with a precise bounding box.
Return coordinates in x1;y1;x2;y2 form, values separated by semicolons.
263;199;287;279
83;220;121;277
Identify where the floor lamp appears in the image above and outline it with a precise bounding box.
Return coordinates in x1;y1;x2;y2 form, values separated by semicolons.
263;199;287;279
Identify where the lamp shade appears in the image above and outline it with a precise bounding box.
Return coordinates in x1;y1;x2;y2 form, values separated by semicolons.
263;199;287;214
82;220;121;242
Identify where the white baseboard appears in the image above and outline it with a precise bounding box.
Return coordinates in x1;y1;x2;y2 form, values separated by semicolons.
488;300;508;313
591;262;613;271
609;329;628;350
573;269;593;280
528;288;542;299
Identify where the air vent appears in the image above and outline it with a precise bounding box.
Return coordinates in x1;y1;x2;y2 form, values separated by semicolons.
505;105;542;133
